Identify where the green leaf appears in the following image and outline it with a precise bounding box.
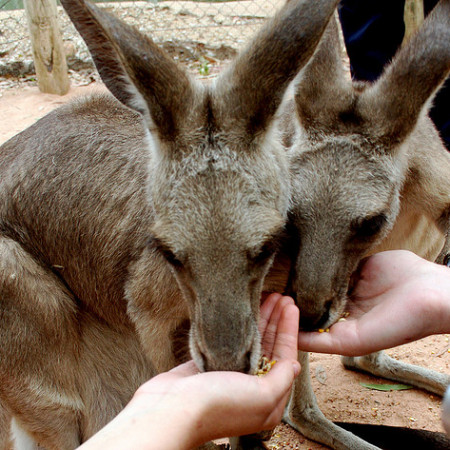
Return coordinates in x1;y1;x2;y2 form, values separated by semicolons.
360;383;413;391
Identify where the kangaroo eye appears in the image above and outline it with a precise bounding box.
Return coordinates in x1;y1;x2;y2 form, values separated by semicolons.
249;228;287;267
253;243;276;266
250;235;284;267
149;237;184;269
160;248;183;269
352;213;387;240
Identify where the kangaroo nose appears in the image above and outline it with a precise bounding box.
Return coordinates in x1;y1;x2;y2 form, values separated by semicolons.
200;349;252;373
299;300;331;331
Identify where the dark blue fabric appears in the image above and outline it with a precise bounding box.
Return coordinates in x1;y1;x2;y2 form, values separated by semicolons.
339;0;449;151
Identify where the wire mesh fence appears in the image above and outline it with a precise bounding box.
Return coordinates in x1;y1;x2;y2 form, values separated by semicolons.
0;0;283;85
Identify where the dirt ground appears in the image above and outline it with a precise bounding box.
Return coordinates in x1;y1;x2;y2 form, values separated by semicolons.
0;83;449;449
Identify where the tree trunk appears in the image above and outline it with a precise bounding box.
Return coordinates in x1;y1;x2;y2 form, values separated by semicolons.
403;0;425;46
24;0;70;95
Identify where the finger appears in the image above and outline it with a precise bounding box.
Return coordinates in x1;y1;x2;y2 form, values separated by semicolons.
261;295;294;358
297;320;363;356
272;303;299;361
257;359;299;429
169;360;200;376
297;329;337;353
260;359;299;399
259;292;283;336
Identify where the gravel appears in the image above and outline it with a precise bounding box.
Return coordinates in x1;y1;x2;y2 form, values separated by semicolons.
0;0;283;90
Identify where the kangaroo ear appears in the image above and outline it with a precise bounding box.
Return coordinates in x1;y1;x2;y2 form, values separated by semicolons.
60;0;196;141
214;0;339;138
359;0;450;145
294;11;354;131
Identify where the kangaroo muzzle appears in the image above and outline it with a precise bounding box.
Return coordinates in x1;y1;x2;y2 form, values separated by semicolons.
189;310;260;373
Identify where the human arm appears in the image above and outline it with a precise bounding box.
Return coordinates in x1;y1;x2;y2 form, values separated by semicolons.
297;250;450;356
78;293;300;449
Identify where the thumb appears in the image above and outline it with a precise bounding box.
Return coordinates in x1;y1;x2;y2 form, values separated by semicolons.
262;358;300;392
169;360;200;376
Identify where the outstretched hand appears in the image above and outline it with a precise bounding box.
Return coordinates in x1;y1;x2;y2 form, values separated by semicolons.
297;250;450;356
79;293;300;450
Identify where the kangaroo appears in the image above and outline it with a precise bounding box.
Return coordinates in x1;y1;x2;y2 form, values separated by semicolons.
273;2;450;449
0;0;340;447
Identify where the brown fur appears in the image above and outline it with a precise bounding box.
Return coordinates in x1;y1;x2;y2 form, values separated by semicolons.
286;1;450;329
273;4;450;449
0;0;339;447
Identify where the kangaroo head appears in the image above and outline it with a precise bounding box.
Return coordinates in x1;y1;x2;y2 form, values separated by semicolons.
288;133;404;329
148;117;289;372
61;0;338;371
287;4;450;329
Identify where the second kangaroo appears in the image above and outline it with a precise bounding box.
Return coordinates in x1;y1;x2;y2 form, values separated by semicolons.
274;2;450;449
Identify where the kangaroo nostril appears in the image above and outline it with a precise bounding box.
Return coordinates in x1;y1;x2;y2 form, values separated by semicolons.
243;351;252;374
315;307;330;330
198;350;253;373
300;314;318;331
299;300;332;330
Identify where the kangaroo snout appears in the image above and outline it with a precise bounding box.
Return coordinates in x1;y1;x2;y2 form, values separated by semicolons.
189;310;260;373
287;269;340;330
298;298;332;331
198;346;254;374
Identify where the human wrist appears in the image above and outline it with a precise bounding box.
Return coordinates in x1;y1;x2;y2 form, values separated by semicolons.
128;392;208;450
78;390;207;450
170;397;211;449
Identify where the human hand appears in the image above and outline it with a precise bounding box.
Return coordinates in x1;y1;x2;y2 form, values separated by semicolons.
297;250;450;356
79;293;300;450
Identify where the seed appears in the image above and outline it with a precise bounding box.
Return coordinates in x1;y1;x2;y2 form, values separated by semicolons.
255;356;276;376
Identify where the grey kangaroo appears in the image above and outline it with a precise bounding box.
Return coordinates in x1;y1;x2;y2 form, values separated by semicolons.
273;2;450;449
0;0;340;447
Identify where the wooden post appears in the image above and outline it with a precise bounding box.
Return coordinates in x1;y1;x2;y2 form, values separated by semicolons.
403;0;424;45
24;0;70;95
